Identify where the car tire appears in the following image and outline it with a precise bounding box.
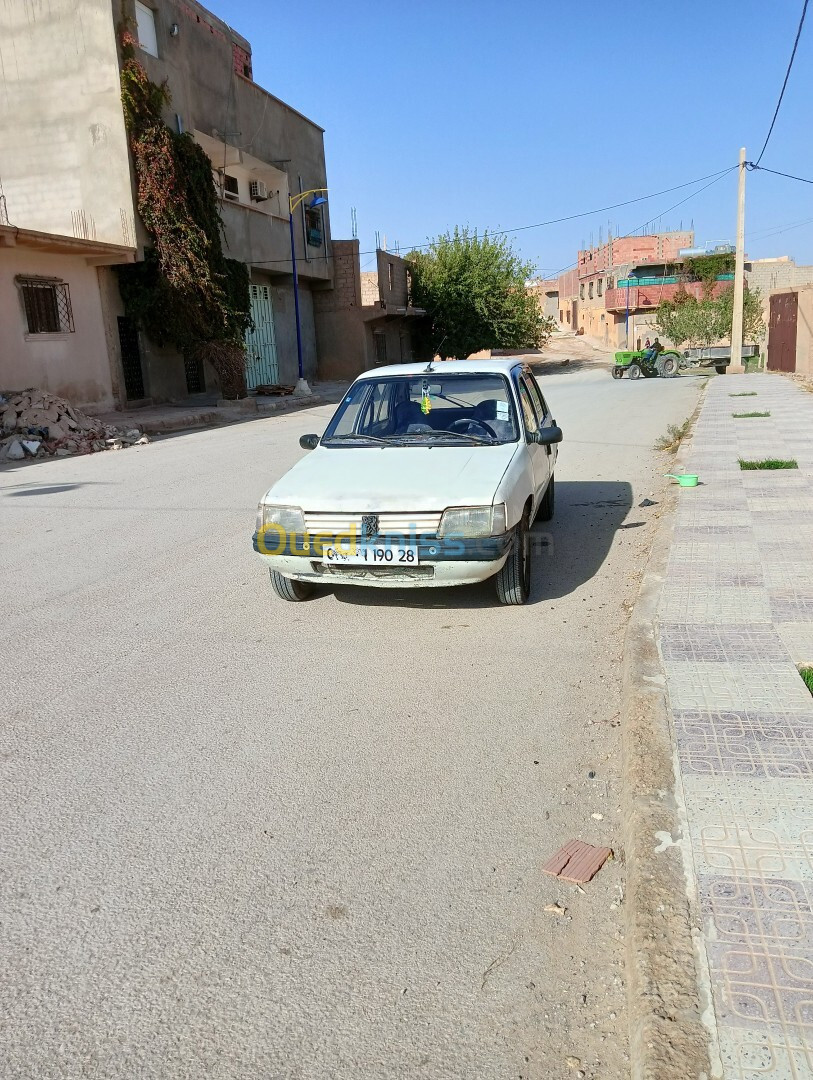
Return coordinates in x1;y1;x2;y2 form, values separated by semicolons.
627;363;642;380
611;366;624;379
496;512;531;605
538;474;555;522
270;569;313;601
660;354;679;377
715;365;727;375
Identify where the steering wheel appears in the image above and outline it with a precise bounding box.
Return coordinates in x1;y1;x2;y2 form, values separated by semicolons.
449;417;497;439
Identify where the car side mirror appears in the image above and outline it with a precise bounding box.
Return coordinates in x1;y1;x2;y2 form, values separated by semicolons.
299;433;320;450
535;425;563;445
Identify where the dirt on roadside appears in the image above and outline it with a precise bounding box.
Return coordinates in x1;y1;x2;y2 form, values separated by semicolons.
500;331;617;377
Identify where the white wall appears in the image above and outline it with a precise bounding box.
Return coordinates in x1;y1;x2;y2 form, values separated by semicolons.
0;248;115;409
0;0;135;248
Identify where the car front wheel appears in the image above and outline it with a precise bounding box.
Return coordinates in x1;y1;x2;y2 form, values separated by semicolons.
270;569;313;601
496;512;531;605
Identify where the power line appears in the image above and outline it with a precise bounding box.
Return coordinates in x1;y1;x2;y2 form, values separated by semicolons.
747;215;813;241
249;165;737;268
754;0;809;166
746;163;813;185
550;166;738;278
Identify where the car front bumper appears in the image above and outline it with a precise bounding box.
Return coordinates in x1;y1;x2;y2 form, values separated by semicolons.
253;532;513;588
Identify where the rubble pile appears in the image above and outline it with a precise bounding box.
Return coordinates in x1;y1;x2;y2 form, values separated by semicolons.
0;388;150;462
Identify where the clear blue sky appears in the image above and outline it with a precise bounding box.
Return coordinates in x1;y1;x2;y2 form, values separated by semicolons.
227;0;813;275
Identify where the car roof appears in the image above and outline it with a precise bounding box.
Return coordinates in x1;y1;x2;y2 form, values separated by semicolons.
354;358;526;380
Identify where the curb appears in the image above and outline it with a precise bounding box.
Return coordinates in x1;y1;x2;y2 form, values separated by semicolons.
134;393;334;436
621;395;712;1080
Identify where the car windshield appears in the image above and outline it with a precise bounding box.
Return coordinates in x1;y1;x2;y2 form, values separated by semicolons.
322;373;519;446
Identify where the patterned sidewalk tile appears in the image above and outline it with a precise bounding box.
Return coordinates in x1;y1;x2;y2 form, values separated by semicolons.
660;377;813;1078
661;625;789;663
764;566;813;591
660;586;773;625
665;663;813;713
750;498;813;514
717;1022;813;1079
770;592;813;624
682;777;813;880
709;941;813;1031
674;710;813;779
777;624;813;666
663;560;765;587
699;874;813;951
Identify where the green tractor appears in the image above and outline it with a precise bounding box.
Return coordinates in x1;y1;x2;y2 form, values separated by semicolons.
612;347;681;380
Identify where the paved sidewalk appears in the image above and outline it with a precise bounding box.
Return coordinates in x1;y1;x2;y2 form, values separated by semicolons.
659;374;813;1079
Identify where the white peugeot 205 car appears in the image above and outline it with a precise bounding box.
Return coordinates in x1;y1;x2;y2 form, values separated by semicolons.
254;358;562;605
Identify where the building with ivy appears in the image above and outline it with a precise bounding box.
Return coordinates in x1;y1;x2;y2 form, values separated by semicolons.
0;0;333;409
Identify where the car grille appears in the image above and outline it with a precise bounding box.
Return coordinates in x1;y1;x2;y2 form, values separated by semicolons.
304;511;442;535
313;563;435;580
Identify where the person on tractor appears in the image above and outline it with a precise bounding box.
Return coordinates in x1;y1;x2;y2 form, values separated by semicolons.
642;337;663;363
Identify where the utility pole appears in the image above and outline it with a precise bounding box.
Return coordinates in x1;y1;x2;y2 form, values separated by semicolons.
730;147;747;373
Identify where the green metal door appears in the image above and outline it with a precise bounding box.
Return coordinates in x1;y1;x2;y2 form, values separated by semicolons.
245;285;279;388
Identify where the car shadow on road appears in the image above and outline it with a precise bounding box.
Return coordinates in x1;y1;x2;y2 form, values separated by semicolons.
330;480;634;609
533;480;633;602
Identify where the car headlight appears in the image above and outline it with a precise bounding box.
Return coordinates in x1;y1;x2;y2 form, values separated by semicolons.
437;503;507;538
256;503;306;533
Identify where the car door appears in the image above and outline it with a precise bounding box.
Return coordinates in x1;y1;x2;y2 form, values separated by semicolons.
513;369;550;512
525;371;559;472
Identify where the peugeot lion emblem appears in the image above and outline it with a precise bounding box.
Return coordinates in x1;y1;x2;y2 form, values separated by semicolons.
362;514;379;539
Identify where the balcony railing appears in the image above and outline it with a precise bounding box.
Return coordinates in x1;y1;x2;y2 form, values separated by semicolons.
615;273;734;288
605;278;732;313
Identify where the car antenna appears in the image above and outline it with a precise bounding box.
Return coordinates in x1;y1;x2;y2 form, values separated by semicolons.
424;336;446;372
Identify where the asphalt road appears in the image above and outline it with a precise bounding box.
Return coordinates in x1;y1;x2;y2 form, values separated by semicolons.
0;362;704;1080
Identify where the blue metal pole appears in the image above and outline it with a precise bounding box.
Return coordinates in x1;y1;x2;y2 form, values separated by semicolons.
289;208;304;381
625;279;630;348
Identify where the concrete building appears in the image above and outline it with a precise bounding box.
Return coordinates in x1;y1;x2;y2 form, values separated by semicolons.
557;230;742;349
746;256;813;349
526;278;559;321
766;285;813;375
314;242;426;379
559;231;695;347
0;0;332;409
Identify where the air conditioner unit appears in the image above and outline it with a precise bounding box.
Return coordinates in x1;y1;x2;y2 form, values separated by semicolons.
249;180;268;202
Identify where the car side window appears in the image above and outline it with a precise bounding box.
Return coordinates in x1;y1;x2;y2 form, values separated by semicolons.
525;373;549;423
516;379;539;436
363;382;393;433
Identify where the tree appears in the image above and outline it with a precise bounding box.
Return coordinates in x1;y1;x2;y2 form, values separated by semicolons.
407;228;555;360
654;284;764;348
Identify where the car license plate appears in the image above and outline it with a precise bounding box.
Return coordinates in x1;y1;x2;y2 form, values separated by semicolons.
322;542;420;566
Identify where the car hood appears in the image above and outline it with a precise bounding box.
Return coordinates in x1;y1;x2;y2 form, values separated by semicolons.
264;443;519;511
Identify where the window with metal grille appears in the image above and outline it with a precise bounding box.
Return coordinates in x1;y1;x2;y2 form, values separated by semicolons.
17;277;75;334
305;206;323;247
373;330;388;365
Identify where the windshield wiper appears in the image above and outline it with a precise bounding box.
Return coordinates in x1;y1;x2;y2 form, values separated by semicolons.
323;433;391;445
427;429;496;445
